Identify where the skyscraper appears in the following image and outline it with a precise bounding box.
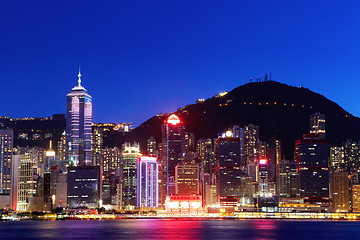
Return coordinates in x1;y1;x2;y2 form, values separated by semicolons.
160;114;186;204
121;142;141;209
244;124;259;181
17;148;42;212
0;128;13;194
329;146;344;170
244;124;259;164
66;70;92;166
215;131;242;207
276;159;291;197
294;133;329;204
258;158;269;196
91;124;103;165
137;156;158;208
331;171;350;212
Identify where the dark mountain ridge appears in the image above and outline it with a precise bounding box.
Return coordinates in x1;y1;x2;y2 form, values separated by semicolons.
113;81;360;159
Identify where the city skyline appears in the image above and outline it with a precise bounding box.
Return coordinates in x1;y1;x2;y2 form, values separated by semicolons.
1;1;360;126
2;2;360;239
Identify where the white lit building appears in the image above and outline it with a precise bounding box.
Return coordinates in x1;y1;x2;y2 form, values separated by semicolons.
137;156;158;208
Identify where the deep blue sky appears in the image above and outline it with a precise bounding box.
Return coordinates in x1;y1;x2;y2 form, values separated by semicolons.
1;1;359;126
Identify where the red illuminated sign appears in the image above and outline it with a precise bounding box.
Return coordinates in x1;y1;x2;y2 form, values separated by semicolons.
259;158;268;165
167;114;180;125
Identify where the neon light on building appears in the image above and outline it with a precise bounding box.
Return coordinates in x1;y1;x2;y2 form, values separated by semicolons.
137;156;158;208
165;195;203;215
167;114;180;125
259;158;268;165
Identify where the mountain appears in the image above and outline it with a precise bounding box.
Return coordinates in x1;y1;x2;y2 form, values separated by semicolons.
0;114;66;151
110;81;360;159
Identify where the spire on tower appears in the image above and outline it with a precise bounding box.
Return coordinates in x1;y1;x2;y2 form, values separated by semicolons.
78;66;82;87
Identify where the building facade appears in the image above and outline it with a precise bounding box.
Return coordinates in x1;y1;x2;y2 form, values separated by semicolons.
175;162;200;195
67;166;101;209
331;171;350;212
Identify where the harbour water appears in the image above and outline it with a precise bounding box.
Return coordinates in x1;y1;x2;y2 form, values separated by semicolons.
1;219;359;240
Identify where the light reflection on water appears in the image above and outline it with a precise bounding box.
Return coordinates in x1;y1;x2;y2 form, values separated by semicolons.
1;219;360;240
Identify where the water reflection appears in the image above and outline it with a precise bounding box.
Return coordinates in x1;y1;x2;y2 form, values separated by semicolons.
130;219;202;240
1;219;360;240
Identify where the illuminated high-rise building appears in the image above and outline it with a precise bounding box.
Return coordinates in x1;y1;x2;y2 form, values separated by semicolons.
330;146;344;170
215;130;242;207
310;112;326;139
331;171;350;212
101;147;121;206
244;124;259;181
66;70;92;166
137;156;158;208
45;140;56;171
147;136;157;157
294;133;329;204
0;128;13;194
17;148;42;212
244;124;259;164
258;158;269;195
268;139;281;184
197;139;214;175
121;142;141;209
57;131;66;162
102;147;121;172
91;124;103;165
160;114;186;204
232;125;245;166
175;162;200;195
10;155;20;210
276;159;291;197
352;184;360;211
343;140;360;173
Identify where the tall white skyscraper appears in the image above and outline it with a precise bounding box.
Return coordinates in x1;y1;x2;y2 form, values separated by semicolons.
137;156;158;208
66;69;92;166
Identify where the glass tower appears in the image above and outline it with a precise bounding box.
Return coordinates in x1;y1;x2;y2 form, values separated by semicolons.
66;70;92;166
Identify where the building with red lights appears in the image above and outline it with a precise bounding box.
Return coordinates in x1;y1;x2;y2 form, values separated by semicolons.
164;195;203;215
160;114;186;204
258;158;269;195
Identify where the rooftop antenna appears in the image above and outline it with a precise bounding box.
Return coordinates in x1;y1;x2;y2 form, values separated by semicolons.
270;72;272;81
77;66;82;87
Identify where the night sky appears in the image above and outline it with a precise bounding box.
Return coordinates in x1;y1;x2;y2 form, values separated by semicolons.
1;1;359;126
